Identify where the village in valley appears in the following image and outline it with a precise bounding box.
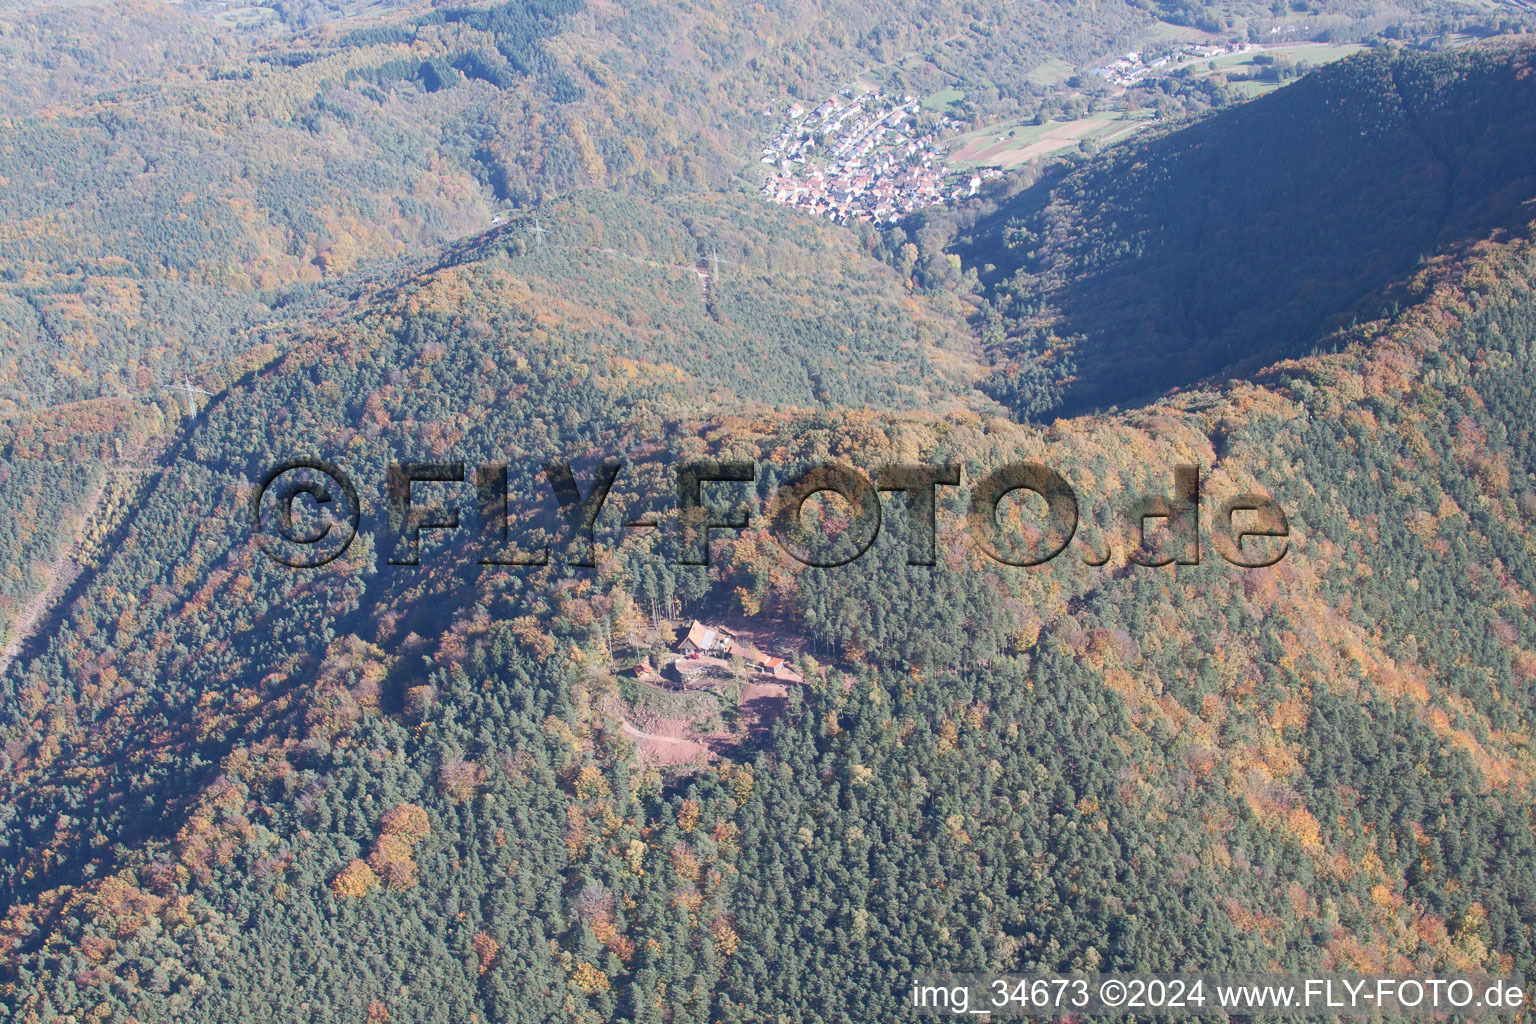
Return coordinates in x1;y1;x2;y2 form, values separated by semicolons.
758;90;978;224
756;39;1359;225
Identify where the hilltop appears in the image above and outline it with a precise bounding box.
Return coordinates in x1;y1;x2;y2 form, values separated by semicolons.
5;16;1536;1024
6;70;1536;1016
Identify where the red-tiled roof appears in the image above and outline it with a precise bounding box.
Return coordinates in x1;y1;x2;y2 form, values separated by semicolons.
678;620;715;651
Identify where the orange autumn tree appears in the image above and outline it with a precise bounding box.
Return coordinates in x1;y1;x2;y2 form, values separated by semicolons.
676;798;700;833
380;803;431;843
331;860;379;900
345;803;433;893
472;931;500;975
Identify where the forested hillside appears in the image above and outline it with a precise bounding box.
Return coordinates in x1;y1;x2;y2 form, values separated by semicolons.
5;5;1536;1022
948;43;1536;418
0;0;1159;410
4;0;1515;411
0;399;169;665
0;0;1020;621
7;42;1536;1013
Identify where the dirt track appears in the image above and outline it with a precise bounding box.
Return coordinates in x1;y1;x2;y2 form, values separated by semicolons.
620;718;709;765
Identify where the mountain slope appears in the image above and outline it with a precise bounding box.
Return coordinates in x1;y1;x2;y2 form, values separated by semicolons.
6;180;1536;1020
954;42;1536;416
0;0;1157;410
8;34;1536;1024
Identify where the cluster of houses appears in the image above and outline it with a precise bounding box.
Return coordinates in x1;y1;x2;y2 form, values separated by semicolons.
634;621;804;692
1090;42;1251;88
758;90;968;224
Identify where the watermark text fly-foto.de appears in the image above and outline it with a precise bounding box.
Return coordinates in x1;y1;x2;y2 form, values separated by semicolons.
909;973;1526;1017
251;457;1291;571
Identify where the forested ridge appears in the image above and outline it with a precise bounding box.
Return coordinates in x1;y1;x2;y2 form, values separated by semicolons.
945;43;1536;419
8;131;1536;1022
3;10;1536;1024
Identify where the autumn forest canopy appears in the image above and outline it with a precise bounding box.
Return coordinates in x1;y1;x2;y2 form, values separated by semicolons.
2;1;1536;1022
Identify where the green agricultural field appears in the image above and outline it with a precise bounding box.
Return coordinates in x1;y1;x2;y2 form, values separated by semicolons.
1141;19;1230;44
1189;42;1366;97
1227;79;1274;97
923;86;966;110
1024;56;1074;85
948;109;1150;169
1202;41;1366;75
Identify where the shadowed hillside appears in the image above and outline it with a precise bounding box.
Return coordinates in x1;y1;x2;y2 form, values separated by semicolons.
957;43;1536;416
